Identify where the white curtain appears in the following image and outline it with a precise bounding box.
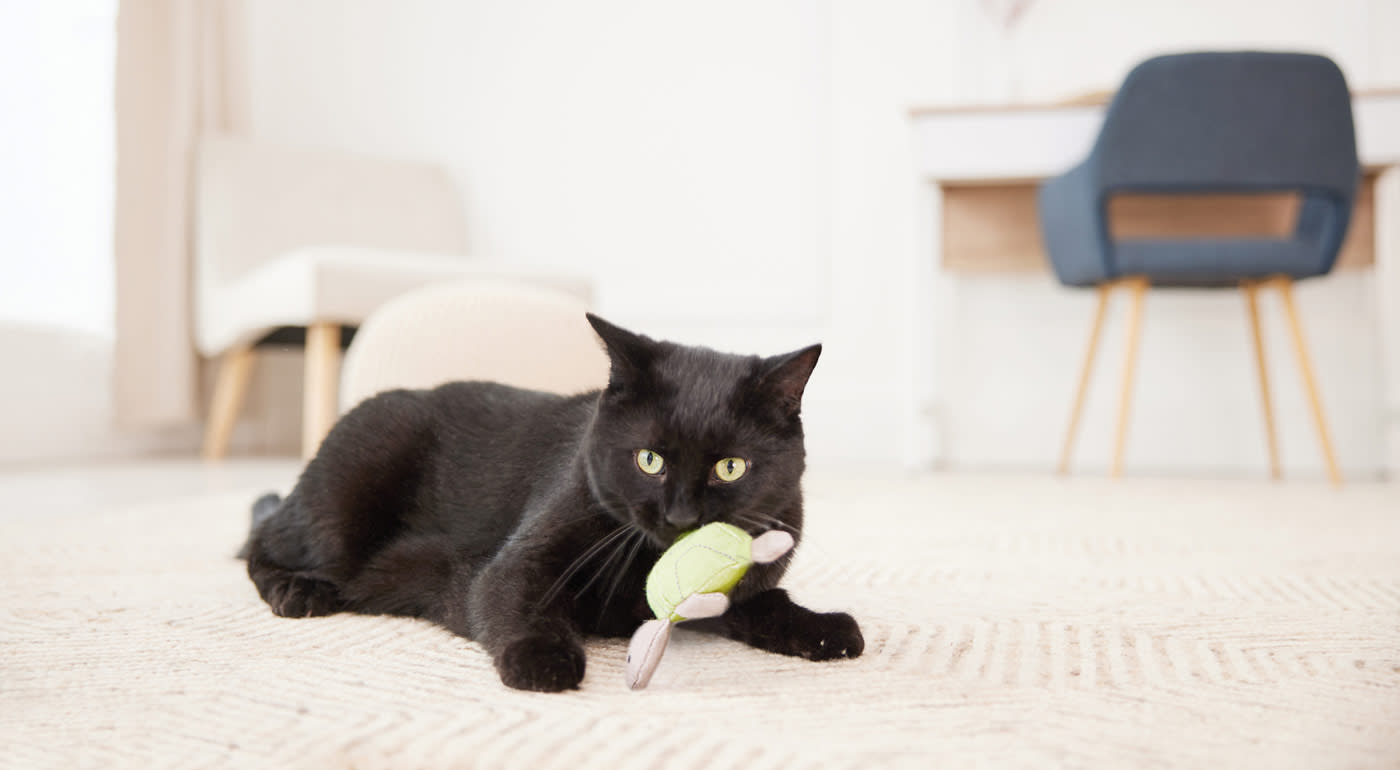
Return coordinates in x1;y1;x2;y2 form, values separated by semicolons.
112;0;247;427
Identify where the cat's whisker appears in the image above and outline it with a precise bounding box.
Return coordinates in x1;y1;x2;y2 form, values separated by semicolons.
729;513;765;534
732;512;836;560
589;490;641;529
539;524;633;608
598;528;648;621
753;514;803;537
732;512;801;539
573;525;637;598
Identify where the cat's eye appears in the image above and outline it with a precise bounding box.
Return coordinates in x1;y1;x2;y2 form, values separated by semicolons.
635;449;665;476
714;457;747;483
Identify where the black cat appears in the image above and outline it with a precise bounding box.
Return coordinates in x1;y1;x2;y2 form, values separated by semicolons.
242;314;863;691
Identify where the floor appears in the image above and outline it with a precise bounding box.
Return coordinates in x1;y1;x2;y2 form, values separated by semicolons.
0;457;302;520
3;460;1399;769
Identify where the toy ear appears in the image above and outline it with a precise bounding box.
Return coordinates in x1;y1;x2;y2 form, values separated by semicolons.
626;619;673;690
750;531;795;564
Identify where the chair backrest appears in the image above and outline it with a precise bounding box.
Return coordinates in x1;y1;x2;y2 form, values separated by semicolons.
1092;52;1358;197
195;136;468;285
339;281;607;413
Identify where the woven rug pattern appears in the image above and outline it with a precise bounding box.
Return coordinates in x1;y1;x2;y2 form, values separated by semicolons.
3;474;1399;768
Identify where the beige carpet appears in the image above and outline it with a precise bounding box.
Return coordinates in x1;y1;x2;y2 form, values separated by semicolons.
4;469;1399;769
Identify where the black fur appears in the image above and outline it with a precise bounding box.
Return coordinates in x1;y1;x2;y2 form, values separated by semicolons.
242;314;862;691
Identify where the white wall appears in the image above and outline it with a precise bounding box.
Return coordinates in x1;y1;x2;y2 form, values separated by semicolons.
244;0;832;322
242;0;1399;477
0;2;191;465
0;1;115;338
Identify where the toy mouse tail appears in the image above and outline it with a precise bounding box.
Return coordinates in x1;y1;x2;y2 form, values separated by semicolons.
626;620;673;690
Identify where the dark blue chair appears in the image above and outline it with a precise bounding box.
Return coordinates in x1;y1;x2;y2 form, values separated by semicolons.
1040;52;1356;484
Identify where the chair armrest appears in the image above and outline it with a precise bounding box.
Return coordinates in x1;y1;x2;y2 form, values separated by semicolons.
1294;191;1355;277
1037;162;1112;286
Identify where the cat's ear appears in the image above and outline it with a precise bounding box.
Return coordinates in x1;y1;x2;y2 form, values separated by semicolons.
586;313;656;390
757;344;821;417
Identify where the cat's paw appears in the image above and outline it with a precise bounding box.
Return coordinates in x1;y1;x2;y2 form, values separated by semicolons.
790;611;864;661
497;636;586;692
266;575;344;618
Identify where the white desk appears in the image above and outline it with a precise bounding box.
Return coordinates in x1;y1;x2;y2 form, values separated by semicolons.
906;90;1400;474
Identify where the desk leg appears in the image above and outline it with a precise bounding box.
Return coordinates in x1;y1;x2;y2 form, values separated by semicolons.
1377;168;1400;477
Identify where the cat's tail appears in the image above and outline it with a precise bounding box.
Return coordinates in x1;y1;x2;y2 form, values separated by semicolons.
235;492;283;560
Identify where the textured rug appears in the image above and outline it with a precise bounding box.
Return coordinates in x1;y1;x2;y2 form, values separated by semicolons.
3;472;1399;769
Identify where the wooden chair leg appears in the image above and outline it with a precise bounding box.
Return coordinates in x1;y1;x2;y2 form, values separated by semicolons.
303;323;342;460
1111;277;1149;478
1059;283;1113;474
1273;278;1343;487
202;346;256;461
1242;282;1281;480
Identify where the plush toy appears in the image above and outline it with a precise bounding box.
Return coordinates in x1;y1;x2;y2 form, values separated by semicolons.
625;522;795;690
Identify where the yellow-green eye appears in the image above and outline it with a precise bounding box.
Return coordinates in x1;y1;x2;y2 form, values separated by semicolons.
714;457;747;482
636;449;665;476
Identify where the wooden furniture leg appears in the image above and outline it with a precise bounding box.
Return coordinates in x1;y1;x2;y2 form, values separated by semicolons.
1111;277;1149;477
202;346;256;461
1242;282;1281;479
1059;283;1113;474
1274;278;1343;487
303;323;342;459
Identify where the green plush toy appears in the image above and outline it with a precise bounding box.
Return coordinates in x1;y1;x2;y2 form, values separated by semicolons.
625;522;795;690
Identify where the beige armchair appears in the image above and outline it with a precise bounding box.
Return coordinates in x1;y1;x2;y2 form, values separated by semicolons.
195;136;589;458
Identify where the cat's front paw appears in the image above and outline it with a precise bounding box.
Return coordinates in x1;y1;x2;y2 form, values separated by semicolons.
790;611;864;661
497;635;586;692
265;574;344;618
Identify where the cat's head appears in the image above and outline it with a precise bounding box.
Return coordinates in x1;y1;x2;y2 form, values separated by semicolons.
581;314;818;550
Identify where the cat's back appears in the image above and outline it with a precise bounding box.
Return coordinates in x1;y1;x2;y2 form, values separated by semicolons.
325;380;597;471
423;381;603;481
314;380;599;531
426;380;597;440
422;381;600;526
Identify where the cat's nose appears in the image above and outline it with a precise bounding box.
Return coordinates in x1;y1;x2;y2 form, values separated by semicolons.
664;507;699;528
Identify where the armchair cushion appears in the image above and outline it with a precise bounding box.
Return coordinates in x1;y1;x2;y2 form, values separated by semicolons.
193;245;591;356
